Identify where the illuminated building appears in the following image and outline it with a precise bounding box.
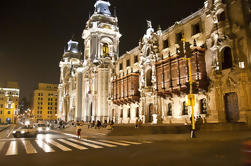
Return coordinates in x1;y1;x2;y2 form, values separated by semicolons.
0;82;20;124
32;83;58;121
58;0;251;124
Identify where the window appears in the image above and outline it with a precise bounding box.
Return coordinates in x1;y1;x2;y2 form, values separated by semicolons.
0;104;3;108
40;111;42;114
103;43;109;57
134;55;138;63
167;103;172;116
0;111;2;114
182;101;188;115
8;111;10;114
192;23;201;35
37;111;39;114
119;63;123;70
218;12;225;22
38;97;40;100
126;59;130;67
222;47;232;70
146;69;152;86
176;32;183;44
48;111;50;114
38;93;40;96
163;38;169;48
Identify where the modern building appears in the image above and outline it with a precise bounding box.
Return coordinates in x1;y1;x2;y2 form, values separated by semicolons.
32;83;58;121
58;0;251;125
0;82;20;124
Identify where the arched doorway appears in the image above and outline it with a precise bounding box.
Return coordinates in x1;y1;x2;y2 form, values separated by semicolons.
146;69;152;86
222;47;233;70
136;107;139;118
149;104;154;122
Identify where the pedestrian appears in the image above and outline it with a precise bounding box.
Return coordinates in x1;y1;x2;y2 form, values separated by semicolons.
76;123;82;139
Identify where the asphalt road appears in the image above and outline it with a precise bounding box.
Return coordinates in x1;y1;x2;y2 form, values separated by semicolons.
0;127;250;166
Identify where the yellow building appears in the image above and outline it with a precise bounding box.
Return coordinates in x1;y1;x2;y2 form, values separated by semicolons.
0;87;19;124
32;83;58;121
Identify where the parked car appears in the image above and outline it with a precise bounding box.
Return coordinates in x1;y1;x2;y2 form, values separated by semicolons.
12;125;38;138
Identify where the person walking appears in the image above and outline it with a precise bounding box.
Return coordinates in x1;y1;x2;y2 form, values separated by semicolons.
76;123;82;139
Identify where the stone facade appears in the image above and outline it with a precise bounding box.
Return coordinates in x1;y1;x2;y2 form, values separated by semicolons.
58;0;251;125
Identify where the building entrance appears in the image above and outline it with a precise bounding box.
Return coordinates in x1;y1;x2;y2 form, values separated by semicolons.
224;92;239;122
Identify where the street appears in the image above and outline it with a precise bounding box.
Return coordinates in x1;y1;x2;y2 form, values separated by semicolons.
0;125;250;166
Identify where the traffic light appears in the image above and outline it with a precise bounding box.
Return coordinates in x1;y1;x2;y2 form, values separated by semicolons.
177;41;185;57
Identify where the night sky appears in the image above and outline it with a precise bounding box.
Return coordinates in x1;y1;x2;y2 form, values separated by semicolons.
0;0;203;101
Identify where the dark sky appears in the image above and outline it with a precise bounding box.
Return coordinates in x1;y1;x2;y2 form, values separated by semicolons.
0;0;204;101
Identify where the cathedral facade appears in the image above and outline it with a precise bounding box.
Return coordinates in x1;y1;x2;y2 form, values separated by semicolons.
58;0;251;125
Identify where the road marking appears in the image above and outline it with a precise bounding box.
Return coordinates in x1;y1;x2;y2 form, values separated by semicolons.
0;142;5;152
6;141;18;156
57;139;87;150
99;140;130;146
68;138;103;149
45;139;72;151
7;126;15;138
82;139;117;148
35;140;55;153
22;140;37;154
119;140;142;145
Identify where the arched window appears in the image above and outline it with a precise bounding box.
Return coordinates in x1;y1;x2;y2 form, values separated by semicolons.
182;101;188;115
222;47;233;70
127;109;131;118
200;99;207;114
146;69;152;86
103;43;109;57
167;103;172;116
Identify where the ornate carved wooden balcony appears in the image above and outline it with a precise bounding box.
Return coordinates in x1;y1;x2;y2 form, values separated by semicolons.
156;46;209;96
112;72;140;105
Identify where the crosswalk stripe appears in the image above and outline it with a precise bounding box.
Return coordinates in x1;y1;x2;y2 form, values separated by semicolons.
57;139;87;150
68;138;103;149
6;141;18;156
99;140;130;146
119;140;142;145
22;140;37;154
45;139;72;152
82;139;117;148
35;140;55;153
0;142;5;152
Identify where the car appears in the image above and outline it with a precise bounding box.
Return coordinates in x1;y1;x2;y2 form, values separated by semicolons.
12;125;38;138
37;123;50;133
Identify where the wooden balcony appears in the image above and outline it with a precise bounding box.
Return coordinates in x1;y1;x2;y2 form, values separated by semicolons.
155;46;209;96
112;72;140;105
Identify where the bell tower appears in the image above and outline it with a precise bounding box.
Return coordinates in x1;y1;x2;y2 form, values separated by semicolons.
82;0;121;64
81;0;121;122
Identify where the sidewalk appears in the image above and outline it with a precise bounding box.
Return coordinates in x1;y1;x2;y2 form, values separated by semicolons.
54;124;251;142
